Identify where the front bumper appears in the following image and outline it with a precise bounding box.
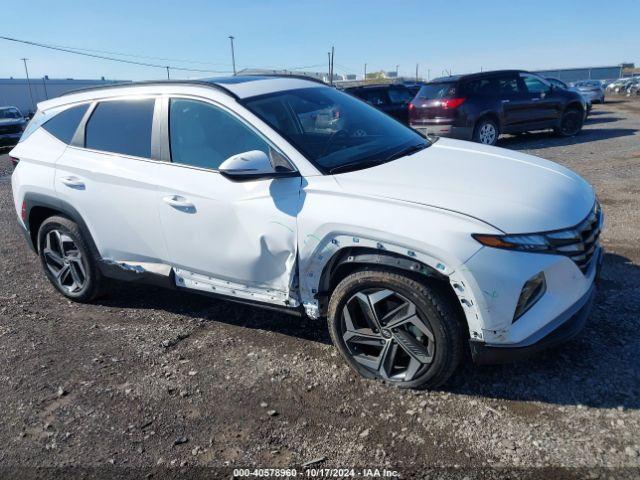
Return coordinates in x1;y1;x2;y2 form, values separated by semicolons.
469;280;596;364
0;132;22;147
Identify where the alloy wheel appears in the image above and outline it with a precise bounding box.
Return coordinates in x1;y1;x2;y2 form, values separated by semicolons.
478;123;496;144
340;288;435;382
42;229;87;294
560;110;580;135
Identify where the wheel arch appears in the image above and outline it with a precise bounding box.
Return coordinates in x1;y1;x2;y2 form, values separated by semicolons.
23;193;100;258
314;246;469;338
474;111;501;131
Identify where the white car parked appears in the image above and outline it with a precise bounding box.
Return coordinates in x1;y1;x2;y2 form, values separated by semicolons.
10;76;603;389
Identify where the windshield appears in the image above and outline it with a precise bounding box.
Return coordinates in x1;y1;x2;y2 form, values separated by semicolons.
243;87;429;174
0;107;22;120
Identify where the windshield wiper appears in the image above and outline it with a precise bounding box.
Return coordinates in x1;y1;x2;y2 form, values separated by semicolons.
384;142;429;162
328;158;390;174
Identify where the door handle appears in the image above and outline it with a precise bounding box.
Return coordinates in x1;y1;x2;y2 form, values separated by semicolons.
163;195;196;211
501;99;510;103
60;176;85;189
532;97;540;101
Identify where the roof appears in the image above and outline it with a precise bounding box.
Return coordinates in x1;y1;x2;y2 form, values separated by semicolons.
52;75;327;106
429;70;529;83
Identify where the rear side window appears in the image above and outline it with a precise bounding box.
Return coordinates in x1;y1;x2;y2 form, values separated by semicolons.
387;88;413;104
169;98;270;170
464;78;498;96
359;90;388;106
42;104;89;144
416;82;457;99
85;99;155;158
498;76;521;95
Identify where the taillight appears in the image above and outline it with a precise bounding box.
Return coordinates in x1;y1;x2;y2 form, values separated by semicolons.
408;103;415;111
439;98;466;109
21;200;27;221
10;156;20;167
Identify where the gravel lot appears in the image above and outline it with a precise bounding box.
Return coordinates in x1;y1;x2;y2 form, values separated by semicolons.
1;98;639;478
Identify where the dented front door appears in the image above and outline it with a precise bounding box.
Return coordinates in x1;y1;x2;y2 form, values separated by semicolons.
155;165;301;303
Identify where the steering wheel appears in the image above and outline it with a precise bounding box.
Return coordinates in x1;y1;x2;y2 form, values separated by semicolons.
321;129;350;156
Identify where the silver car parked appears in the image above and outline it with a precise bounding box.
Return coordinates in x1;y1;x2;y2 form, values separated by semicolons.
571;81;605;104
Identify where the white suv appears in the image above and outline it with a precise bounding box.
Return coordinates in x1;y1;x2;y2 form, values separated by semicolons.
10;76;603;389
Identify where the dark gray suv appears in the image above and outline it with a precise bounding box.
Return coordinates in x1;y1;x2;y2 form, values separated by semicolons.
0;106;28;148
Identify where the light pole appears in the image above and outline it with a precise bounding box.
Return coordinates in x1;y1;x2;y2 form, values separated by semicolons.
228;36;236;75
396;64;399;78
21;58;35;113
166;66;170;79
364;63;367;84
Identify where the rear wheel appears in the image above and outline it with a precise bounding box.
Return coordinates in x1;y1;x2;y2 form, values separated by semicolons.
555;106;583;137
327;269;463;389
37;215;105;302
473;118;499;146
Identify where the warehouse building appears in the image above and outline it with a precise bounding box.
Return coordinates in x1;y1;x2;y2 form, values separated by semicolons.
0;77;130;115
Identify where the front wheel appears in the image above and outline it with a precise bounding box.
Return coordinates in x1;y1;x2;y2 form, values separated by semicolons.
327;269;463;390
473;118;500;146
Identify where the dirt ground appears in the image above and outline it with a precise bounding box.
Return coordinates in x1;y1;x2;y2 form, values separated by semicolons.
1;97;639;479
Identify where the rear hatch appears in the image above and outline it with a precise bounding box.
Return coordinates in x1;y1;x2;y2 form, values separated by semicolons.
409;81;463;123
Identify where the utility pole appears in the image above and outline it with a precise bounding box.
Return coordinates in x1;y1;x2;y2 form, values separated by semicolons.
330;46;335;86
21;58;35;113
364;63;367;84
328;52;331;83
396;64;399;78
415;63;419;82
166;66;170;79
228;36;236;75
42;76;49;100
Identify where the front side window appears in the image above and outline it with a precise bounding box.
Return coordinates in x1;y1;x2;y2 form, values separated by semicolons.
360;90;388;106
169;98;270;170
85;99;155;158
244;87;429;174
42;103;89;144
521;74;550;94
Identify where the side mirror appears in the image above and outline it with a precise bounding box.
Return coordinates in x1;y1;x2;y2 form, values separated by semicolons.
219;150;295;180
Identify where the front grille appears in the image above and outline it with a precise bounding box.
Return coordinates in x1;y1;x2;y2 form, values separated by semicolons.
545;203;602;274
0;124;23;135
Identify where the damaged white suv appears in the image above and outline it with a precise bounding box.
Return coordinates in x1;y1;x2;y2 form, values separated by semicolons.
11;76;603;389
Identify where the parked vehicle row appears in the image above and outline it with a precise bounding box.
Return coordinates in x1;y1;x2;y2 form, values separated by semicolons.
0;106;28;148
343;70;588;146
10;75;603;389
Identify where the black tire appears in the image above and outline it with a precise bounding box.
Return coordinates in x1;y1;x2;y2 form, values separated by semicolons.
327;269;463;390
472;117;500;146
37;215;105;302
555;105;583;137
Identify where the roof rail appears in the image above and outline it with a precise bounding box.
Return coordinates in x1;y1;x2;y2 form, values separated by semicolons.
242;73;328;86
58;80;240;100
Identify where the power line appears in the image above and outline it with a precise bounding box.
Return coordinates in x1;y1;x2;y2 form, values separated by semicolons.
1;35;329;77
0;35;233;73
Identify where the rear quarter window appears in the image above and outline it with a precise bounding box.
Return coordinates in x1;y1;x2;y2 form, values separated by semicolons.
41;104;89;144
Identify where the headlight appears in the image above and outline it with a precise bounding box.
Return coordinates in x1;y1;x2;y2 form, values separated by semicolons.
471;233;551;252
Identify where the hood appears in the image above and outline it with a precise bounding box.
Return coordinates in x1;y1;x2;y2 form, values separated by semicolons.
0;118;25;126
334;138;595;233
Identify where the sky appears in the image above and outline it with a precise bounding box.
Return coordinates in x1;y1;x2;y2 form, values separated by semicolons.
2;0;638;81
